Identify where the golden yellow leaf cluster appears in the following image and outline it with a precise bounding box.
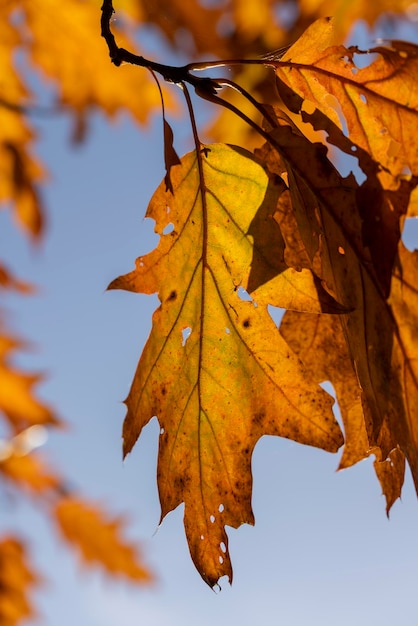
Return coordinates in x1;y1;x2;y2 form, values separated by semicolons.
106;11;418;586
2;0;418;609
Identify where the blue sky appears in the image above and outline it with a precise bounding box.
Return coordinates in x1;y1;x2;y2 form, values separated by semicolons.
1;14;418;626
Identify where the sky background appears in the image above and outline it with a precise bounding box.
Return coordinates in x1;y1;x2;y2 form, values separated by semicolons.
1;12;418;626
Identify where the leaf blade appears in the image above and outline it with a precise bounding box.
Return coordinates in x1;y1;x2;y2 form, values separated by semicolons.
111;144;343;586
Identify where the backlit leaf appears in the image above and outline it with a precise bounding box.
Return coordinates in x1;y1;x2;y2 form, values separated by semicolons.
258;103;418;508
109;144;343;586
280;311;369;470
275;20;418;189
386;243;418;489
280;310;406;510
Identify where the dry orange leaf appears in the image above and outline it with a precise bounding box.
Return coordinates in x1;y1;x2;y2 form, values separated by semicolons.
0;537;38;626
110;144;343;586
0;13;44;237
55;497;153;584
275;19;418;189
0;329;59;431
258;99;417;508
0;452;60;495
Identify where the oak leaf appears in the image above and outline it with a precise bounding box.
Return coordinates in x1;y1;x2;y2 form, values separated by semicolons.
109;144;343;586
54;497;153;584
260;122;407;509
280;311;406;510
258;102;418;507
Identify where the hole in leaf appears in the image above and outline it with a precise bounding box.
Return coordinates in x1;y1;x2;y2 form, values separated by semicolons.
166;204;171;214
353;51;379;69
200;535;205;540
218;503;224;513
219;556;224;564
320;380;343;429
160;427;165;435
210;515;215;523
402;218;418;251
324;94;348;135
268;305;285;327
163;222;174;235
359;93;367;104
182;327;192;346
225;328;230;335
220;541;226;553
237;286;252;302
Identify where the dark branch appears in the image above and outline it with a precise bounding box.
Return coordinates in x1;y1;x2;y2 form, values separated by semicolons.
100;0;285;91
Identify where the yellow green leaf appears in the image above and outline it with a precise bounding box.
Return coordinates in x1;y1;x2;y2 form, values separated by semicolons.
109;144;343;586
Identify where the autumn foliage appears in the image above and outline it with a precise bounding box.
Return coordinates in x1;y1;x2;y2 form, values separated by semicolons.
1;0;418;618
